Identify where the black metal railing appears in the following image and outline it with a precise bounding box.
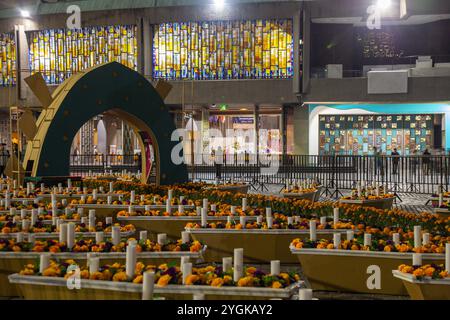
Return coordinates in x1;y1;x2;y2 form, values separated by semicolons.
186;154;450;194
69;154;142;177
2;153;450;194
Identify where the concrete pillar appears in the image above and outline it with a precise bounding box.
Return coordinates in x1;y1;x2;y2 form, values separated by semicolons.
16;24;30;101
301;4;311;94
293;106;309;155
293;10;302;95
143;17;153;79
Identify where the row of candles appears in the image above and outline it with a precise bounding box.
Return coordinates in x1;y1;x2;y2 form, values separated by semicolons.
37;246;313;300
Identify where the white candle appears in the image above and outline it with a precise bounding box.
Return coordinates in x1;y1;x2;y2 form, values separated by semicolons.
422;233;430;246
89;257;100;274
439;193;444;207
81;217;88;225
393;233;400;246
196;206;201;216
267;217;273;228
20;209;27;219
95;232;104;244
157;233;167;246
126;244;137;280
39;254;50;274
88;210;96;230
222;257;233;273
111;226;120;246
180;256;190;267
333;207;339;226
257;215;263;224
320;216;327;226
182;262;192;285
107;196;112;204
240;216;246;229
77;208;84;216
413;253;422;266
309;220;317;241
67;222;75;249
28;233;35;244
414;226;421;248
299;288;313;300
266;207;272;219
26;183;31;196
178;204;184;214
128;205;134;213
22;219;30;231
333;233;341;249
242;198;248;211
346;230;354;241
109;182;114;193
59;223;68;243
61;199;67;207
445;243;450;273
144;205;150;212
168;189;173;201
201;208;208;227
16;232;24;243
142;271;155;300
130;190;135;203
67;179;72;189
140;231;148;241
105;217;113;225
10;207;16;216
270;260;280;275
286;216;294;228
181;231;190;244
31;209;37;226
364;233;372;247
202;198;208;210
166;199;171;214
92;189;97;200
233;248;244;282
230;206;236;216
51;193;56;203
40;183;45;191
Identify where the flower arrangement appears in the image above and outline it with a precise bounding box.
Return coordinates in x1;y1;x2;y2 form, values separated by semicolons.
0;221;135;234
397;263;449;279
291;233;449;253
186;215;354;231
48;180;450;235
0;238;203;253
19;260;301;288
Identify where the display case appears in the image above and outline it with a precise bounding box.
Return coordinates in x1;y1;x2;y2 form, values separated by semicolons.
319;114;435;155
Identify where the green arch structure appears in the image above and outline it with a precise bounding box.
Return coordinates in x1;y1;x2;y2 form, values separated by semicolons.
23;62;188;185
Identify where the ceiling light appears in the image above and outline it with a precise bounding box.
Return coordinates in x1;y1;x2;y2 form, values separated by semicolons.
214;0;225;10
376;0;391;10
20;9;30;18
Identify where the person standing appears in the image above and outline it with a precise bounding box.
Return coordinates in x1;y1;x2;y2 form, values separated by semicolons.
422;148;431;175
391;148;400;175
373;147;383;176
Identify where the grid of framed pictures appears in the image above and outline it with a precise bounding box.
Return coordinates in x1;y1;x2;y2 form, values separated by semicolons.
0;32;16;86
319;114;434;155
28;25;138;84
153;19;294;80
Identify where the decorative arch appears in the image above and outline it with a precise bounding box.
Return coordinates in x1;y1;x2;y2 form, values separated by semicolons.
23;62;188;185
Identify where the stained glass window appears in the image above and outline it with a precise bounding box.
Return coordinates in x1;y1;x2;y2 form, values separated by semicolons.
28;25;138;84
0;32;17;86
153;19;294;80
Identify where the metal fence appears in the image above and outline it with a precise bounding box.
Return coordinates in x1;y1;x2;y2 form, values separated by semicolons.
69;154;141;177
187;154;450;194
2;153;450;194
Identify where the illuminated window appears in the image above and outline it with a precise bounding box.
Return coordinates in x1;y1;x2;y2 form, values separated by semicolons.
28;25;138;84
153;19;294;80
0;32;17;86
